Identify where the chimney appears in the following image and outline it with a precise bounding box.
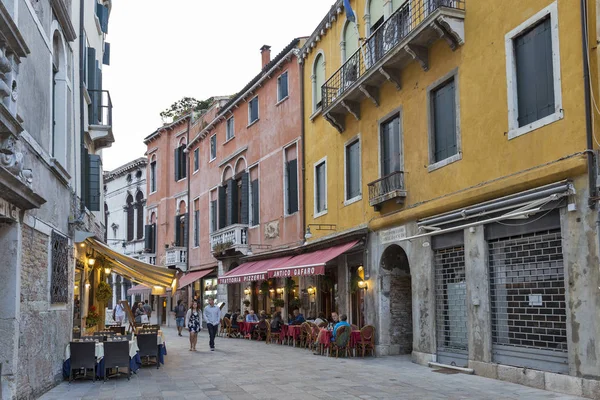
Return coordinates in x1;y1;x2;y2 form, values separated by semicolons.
260;45;271;69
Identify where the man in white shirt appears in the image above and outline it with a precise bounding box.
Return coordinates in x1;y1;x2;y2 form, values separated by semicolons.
114;301;125;325
203;296;221;351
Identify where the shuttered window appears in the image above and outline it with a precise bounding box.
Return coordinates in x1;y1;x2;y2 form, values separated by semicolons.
315;161;327;214
345;139;361;201
251;179;259;225
381;116;401;176
278;72;289;101
210;200;218;233
194;209;200;247
87;153;102;212
174;145;186;181
96;3;109;33
174;214;187;247
226;117;235;141
515;17;554;127
240;173;249;224
218;185;226;229
432;78;457;163
248;96;259;124
193;148;199;172
210;135;217;160
126;195;134;241
226;179;238;226
136;192;144;240
286;159;298;214
144;224;156;253
150;161;157;192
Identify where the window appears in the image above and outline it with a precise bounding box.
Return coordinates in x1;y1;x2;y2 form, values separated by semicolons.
52;31;67;167
50;231;69;303
150;159;157;192
431;78;458;163
345;138;361;202
144;223;156;253
193;148;199;172
380;116;401;176
85;151;102;211
193;199;199;247
174;212;187;247
209;196;217;233
218;174;250;228
248;96;259;124
126;194;134;241
505;2;562;139
250;167;259;226
174;144;187;181
135;191;144;240
226;117;235;141
312;53;326;112
277;71;289;102
284;146;298;215
314;159;327;216
210;134;217;160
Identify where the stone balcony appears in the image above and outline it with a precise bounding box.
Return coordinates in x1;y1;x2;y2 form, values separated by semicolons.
139;253;156;266
368;171;407;211
210;223;249;257
88;89;114;150
321;0;465;132
165;247;187;271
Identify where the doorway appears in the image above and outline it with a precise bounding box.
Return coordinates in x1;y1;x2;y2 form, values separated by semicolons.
380;244;412;354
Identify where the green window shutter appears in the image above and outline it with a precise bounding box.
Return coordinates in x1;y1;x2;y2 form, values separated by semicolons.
87;48;96;89
174;147;180;180
103;42;110;65
144;225;153;251
287;160;298;214
151;223;156;253
87;154;101;211
240;173;249;225
180;147;187;179
227;179;238;226
218;186;226;229
432;79;457;162
346;141;360;199
174;215;181;246
96;3;109;34
210;200;218;232
251;179;259;225
182;213;188;248
194;210;200;247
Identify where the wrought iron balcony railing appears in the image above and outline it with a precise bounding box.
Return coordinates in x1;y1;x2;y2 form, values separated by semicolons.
88;89;112;127
322;0;465;110
368;171;407;210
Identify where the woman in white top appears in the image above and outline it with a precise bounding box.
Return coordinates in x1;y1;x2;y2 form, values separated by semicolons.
186;301;202;351
114;301;125;325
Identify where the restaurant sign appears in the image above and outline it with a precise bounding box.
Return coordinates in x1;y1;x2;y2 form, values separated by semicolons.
218;272;267;284
0;197;19;222
380;226;406;244
268;265;325;278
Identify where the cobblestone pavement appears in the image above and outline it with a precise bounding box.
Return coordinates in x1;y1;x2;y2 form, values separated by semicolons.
39;327;587;400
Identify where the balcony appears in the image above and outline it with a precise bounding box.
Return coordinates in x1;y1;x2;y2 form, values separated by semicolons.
368;171;407;211
321;0;465;132
139;254;156;265
165;247;187;271
88;89;114;149
210;224;249;256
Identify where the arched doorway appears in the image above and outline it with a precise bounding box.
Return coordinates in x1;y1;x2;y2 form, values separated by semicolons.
380;244;412;354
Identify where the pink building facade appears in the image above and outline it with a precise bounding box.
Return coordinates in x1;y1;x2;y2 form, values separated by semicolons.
185;40;305;313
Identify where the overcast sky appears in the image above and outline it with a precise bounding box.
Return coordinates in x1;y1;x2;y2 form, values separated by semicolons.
102;0;334;170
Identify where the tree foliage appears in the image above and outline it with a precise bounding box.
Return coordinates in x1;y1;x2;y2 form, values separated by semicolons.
160;96;214;121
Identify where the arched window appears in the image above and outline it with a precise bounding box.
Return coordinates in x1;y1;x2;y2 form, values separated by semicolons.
135;191;144;240
342;20;359;63
149;154;157;193
52;31;68;167
312;53;325;112
126;194;134;241
367;0;385;35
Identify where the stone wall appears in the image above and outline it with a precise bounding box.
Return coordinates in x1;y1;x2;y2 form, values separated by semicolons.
390;275;412;354
17;226;71;399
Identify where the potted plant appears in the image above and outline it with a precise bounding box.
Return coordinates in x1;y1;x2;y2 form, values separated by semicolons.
272;298;285;308
259;280;270;295
289;298;302;310
284;277;296;292
243;299;251;308
86;305;100;331
212;241;234;254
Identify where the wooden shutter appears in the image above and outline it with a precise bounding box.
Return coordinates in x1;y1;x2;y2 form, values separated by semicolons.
87;154;101;211
87;48;96;89
194;209;200;247
251;179;259;225
97;3;109;33
432;79;457;162
211;200;218;232
144;225;153;251
240;173;249;225
174;215;181;246
182;213;188;248
174;147;180;181
346;141;360;199
218;186;226;229
126;205;134;241
180;147;187;179
136;203;144;239
227;179;238;226
103;42;110;65
287;160;298;214
515;17;554;127
151;223;156;253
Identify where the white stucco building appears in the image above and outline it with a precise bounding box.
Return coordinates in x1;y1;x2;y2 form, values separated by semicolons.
103;157;147;307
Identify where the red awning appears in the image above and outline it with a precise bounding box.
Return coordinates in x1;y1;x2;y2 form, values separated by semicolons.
127;284;150;295
267;240;359;278
179;268;215;289
218;256;293;284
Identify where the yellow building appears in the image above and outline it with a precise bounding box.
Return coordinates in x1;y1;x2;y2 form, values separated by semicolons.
301;0;600;395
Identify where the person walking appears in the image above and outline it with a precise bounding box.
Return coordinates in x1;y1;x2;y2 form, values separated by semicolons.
143;299;152;322
174;299;187;337
203;296;221;351
114;300;125;325
186;301;202;351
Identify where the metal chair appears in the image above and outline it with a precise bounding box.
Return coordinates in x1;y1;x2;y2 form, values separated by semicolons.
103;341;130;381
69;341;96;382
356;325;376;357
137;333;159;369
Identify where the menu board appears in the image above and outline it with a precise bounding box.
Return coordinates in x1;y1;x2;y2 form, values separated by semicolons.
121;300;136;333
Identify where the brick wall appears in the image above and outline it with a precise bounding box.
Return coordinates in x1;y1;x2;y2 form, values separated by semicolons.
390;275;413;354
17;226;72;398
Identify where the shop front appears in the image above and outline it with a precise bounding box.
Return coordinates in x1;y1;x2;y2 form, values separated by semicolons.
177;267;218;310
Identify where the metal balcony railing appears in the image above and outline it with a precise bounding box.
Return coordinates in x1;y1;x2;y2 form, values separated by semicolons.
88;89;112;127
368;171;406;208
322;0;465;109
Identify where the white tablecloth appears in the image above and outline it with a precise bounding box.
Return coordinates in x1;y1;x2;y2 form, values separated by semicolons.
65;340;138;360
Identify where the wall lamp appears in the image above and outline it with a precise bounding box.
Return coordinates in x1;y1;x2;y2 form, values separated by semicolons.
304;224;337;240
307;286;316;295
276;287;284;294
357;280;368;290
244;287;251;295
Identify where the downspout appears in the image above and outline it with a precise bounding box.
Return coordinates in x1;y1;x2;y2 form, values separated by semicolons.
581;0;597;209
300;56;306;244
186;115;191;275
79;0;86;214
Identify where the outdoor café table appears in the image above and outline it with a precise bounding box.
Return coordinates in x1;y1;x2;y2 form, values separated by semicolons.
316;328;362;356
285;324;303;347
239;321;258;338
63;338;141;379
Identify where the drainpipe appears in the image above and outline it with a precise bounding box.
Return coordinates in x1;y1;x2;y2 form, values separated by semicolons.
79;0;86;215
300;55;306;244
581;0;597;209
186;114;191;273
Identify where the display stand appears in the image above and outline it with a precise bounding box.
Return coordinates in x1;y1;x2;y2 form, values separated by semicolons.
122;300;136;334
